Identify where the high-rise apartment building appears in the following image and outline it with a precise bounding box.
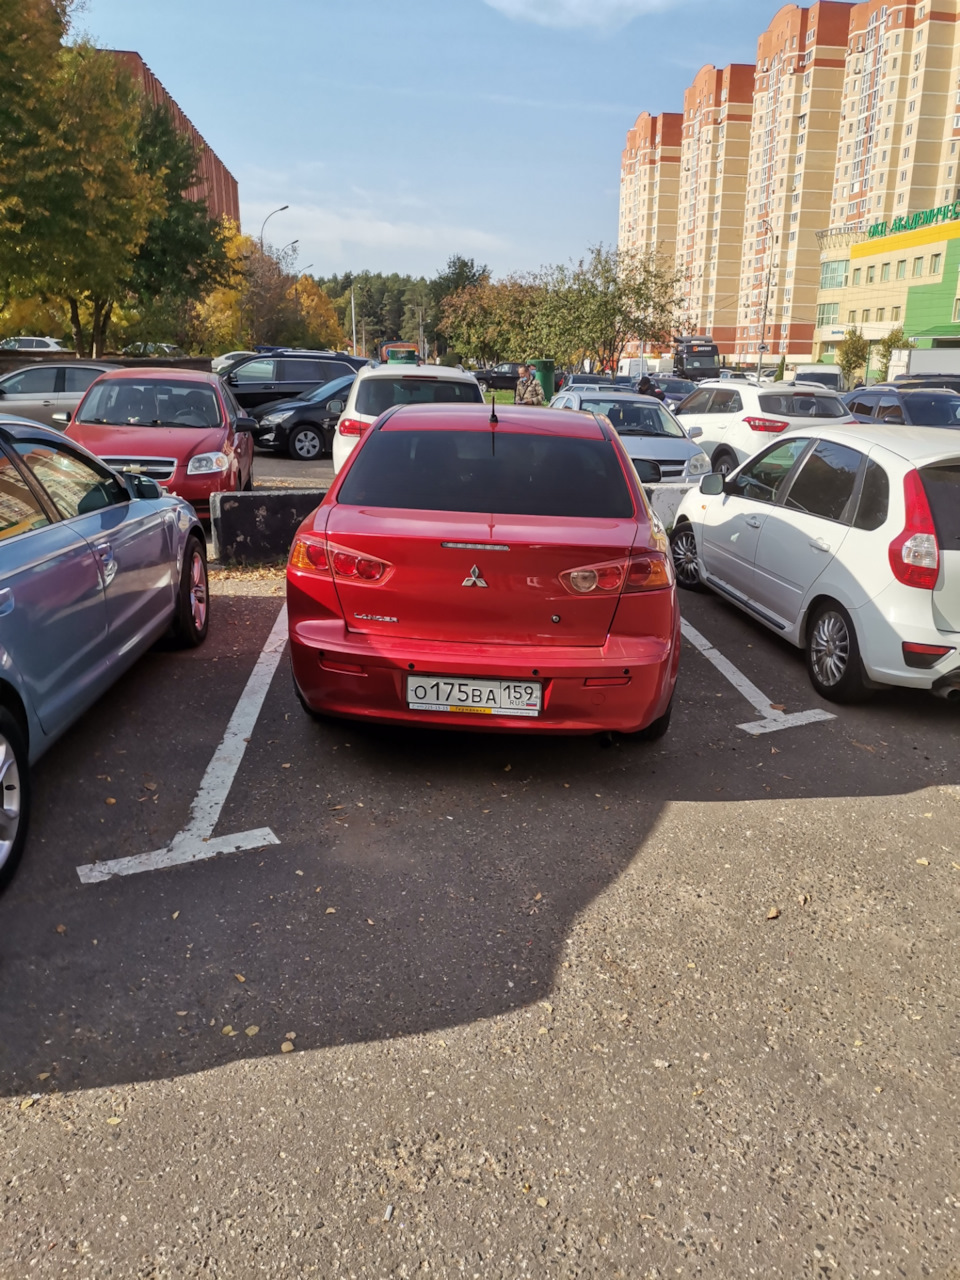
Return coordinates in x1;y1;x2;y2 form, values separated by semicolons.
736;1;852;365
677;64;755;356
618;111;683;262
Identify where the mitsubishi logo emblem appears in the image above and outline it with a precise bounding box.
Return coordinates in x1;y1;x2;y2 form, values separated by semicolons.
462;564;488;588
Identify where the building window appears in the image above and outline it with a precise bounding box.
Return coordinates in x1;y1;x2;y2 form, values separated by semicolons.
881;262;891;281
897;193;905;205
931;252;942;273
867;265;876;284
820;260;849;289
892;305;901;320
897;259;907;278
852;267;862;285
848;310;857;322
862;309;871;323
913;256;924;277
877;308;885;322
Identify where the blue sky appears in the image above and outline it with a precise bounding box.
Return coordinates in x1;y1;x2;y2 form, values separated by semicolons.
76;0;777;280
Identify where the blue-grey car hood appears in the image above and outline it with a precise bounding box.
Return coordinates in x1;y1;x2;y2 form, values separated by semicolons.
615;432;705;465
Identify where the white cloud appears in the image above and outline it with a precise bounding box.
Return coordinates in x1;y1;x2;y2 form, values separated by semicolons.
482;0;670;29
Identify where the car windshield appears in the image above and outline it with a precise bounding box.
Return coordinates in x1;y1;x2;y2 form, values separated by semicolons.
305;375;354;404
903;393;960;426
337;429;634;518
581;399;685;438
355;376;483;416
758;392;847;419
78;380;222;428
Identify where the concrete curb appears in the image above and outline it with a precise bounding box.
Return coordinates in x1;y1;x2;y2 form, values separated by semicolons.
210;489;326;566
643;482;695;531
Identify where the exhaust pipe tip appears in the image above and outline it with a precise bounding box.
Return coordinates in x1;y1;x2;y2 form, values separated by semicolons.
932;684;960;702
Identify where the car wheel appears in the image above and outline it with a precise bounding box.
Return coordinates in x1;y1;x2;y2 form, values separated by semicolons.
711;449;737;476
477;381;489;394
805;601;870;703
288;423;324;461
669;523;704;591
0;707;29;893
631;695;673;742
172;534;209;649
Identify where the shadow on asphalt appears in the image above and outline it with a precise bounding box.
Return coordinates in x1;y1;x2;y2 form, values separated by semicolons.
0;592;957;1095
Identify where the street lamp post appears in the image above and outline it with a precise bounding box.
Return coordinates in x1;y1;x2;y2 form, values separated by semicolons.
259;204;289;249
755;219;775;385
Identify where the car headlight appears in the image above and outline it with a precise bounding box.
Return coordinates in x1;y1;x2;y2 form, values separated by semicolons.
684;452;711;479
260;411;292;426
187;452;229;475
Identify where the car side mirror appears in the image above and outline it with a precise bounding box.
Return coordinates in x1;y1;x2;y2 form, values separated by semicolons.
632;458;662;485
699;473;724;495
127;473;162;500
51;410;70;424
234;416;257;432
226;372;238;386
327;400;344;414
686;425;703;439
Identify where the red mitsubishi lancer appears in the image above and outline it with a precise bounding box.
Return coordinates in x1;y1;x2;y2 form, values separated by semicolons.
287;403;679;736
63;368;254;517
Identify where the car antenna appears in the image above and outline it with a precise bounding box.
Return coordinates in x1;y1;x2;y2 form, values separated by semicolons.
489;393;498;425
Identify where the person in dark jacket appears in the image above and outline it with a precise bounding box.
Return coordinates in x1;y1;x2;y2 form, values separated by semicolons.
637;375;665;401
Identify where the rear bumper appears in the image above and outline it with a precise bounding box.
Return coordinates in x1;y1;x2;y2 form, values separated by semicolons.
289;614;679;734
849;588;960;689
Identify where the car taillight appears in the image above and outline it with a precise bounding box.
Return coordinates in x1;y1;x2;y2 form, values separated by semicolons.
889;469;939;589
338;418;368;437
743;416;789;433
289;535;390;582
559;551;671;595
902;641;954;668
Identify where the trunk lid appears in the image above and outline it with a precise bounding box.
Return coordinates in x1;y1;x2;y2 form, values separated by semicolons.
324;505;638;646
921;462;960;632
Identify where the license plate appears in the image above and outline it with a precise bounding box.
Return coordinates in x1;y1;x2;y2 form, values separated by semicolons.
405;675;542;717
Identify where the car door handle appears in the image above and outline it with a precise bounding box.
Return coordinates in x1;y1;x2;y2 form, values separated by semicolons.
809;538;831;553
745;516;762;528
94;541;114;561
0;588;13;616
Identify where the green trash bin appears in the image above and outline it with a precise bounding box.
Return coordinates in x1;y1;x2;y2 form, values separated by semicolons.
530;358;555;405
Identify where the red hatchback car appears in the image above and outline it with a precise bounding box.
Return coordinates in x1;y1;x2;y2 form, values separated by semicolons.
61;368;255;517
287;403;679;736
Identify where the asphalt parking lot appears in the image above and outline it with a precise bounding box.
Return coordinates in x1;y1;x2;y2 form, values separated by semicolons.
2;579;958;1279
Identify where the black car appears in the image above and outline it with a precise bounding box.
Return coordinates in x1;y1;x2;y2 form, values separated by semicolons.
473;362;523;392
223;350;370;412
843;384;960;427
557;372;615;391
252;374;355;458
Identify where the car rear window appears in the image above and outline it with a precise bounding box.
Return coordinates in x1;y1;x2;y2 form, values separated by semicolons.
355;377;482;417
759;393;847;418
920;463;960;546
903;393;960;426
853;458;889;530
337;429;634;518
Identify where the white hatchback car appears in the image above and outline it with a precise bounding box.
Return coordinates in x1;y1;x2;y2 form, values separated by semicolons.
675;380;855;476
671;424;960;702
332;364;484;473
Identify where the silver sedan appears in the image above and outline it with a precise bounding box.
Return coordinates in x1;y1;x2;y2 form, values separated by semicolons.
0;416;209;890
549;390;711;483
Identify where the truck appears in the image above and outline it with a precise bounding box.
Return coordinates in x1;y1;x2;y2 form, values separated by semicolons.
792;363;844;391
673;337;720;381
886;346;960;380
617;355;675;378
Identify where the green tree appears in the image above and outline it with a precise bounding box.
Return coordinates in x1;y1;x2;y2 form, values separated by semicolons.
874;325;912;381
124;103;229;348
774;355;786;381
836;327;870;389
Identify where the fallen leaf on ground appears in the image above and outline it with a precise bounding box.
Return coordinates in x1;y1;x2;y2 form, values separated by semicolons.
285;1032;297;1040
769;703;786;712
852;741;876;753
536;1197;548;1207
281;1040;294;1053
221;1025;234;1036
245;1025;259;1037
916;858;930;866
19;1098;34;1110
171;911;179;920
37;1073;50;1081
144;782;157;791
105;1116;121;1125
105;797;116;806
767;907;781;920
325;907;336;915
366;918;374;926
176;1011;188;1017
55;924;66;934
503;764;512;772
235;974;245;982
281;763;291;769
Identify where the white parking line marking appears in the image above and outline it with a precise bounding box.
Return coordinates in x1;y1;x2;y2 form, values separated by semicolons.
680;618;836;736
77;606;288;884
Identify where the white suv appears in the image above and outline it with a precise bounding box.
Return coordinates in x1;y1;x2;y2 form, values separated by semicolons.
671;424;960;702
332;364;483;473
675;380;855;475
